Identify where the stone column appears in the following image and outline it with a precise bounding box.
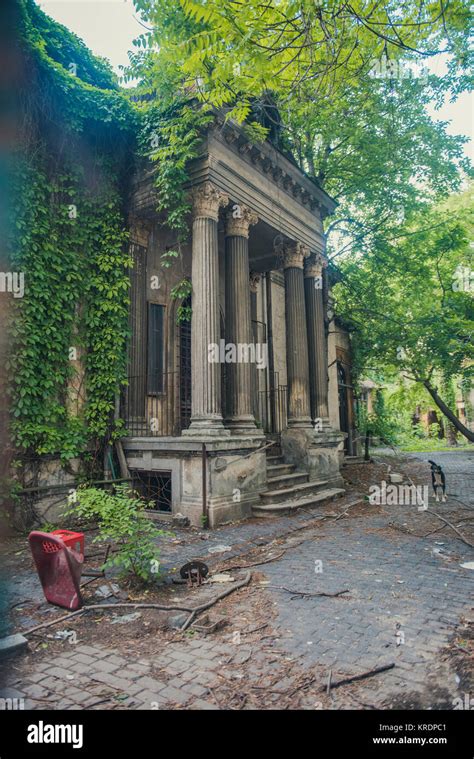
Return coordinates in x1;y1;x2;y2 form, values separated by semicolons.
224;205;259;434
184;181;230;437
249;271;261;422
283;242;312;428
304;251;329;426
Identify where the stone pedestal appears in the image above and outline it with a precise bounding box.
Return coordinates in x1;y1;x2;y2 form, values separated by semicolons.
281;427;346;489
181;438;267;527
183;182;230;438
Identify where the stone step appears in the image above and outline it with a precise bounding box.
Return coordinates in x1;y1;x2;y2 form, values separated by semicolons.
252;488;346;518
265;442;282;456
267;471;309;489
267;463;296;477
266;454;284;465
260;478;330;504
343;456;368;465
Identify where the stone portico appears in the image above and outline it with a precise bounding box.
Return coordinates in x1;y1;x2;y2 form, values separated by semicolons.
122;118;346;527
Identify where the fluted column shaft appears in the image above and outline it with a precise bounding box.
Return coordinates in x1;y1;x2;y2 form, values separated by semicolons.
304;252;329;423
185;182;229;436
224;205;258;433
283;243;312;428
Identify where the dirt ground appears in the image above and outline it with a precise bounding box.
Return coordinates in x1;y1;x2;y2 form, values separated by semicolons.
0;452;473;710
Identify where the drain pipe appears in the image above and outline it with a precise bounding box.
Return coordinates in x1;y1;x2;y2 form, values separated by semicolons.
202;443;208;528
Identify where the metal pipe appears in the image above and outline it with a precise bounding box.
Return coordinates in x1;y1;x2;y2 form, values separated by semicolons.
202;443;208;528
18;477;132;496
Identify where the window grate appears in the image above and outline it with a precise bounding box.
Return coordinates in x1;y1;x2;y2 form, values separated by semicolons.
132;471;172;512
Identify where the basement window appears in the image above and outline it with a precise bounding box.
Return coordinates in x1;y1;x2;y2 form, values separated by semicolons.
132;471;172;512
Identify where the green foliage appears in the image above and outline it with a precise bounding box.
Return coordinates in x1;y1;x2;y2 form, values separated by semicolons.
334;190;474;433
138;101;213;236
171;279;193;323
127;0;472;245
9;155;131;460
69;485;166;582
9;1;136;461
356;396;398;446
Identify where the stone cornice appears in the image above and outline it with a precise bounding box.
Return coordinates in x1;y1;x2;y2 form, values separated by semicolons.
191;181;229;221
224;203;258;238
214;117;336;218
282;241;310;270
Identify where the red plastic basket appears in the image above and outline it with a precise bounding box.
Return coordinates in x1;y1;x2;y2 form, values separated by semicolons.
51;529;84;557
28;531;84;610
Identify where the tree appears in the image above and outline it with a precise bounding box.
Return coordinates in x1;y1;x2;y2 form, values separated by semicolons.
333;188;474;441
125;1;473;439
127;1;471;247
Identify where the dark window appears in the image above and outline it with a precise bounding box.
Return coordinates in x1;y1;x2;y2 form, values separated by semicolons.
147;304;164;393
132;471;172;512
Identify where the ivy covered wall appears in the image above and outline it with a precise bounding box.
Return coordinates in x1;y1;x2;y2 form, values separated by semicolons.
9;0;138;468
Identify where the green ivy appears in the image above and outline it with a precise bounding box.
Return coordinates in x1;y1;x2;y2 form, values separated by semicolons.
139;100;213;236
9;154;131;461
8;1;136;462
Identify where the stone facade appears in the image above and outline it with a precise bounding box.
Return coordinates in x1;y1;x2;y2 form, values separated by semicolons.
120;118;350;527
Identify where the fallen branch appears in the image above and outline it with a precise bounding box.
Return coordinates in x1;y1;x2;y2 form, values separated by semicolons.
22;577;251;637
266;586;349;599
222;551;286;571
319;662;395;691
426;510;474;548
288;662;395;698
180;572;252;631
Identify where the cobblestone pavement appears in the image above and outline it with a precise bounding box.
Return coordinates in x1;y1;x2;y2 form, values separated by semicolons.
406;450;474;505
1;449;472;710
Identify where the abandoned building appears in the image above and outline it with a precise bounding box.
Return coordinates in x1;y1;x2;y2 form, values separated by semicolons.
122;116;357;527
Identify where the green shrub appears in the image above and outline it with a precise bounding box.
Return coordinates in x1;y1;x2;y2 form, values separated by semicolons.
68;484;168;582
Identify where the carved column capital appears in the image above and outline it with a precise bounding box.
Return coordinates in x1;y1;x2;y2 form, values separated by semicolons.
282;241;310;270
304;251;327;278
190;181;229;222
225;203;258;238
249;271;261;293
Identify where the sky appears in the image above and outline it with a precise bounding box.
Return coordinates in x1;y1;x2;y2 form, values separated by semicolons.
38;0;473;161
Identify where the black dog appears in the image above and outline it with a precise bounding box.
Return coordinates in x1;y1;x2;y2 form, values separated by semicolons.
428;460;447;503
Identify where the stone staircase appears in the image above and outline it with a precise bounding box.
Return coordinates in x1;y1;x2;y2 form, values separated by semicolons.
252;439;345;518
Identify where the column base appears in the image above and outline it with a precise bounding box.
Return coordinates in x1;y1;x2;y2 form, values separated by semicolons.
224;415;264;437
182;417;230;438
312;416;332;433
288;416;313;429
